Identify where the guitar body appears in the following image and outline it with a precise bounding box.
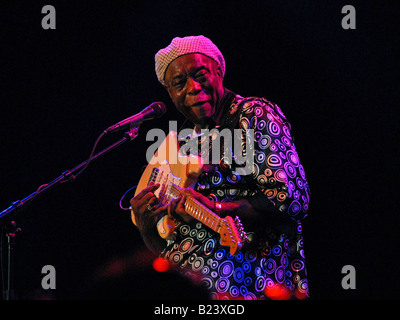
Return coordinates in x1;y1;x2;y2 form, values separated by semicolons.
131;131;204;239
131;131;246;255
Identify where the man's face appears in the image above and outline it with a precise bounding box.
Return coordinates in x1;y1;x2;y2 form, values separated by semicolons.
164;53;224;129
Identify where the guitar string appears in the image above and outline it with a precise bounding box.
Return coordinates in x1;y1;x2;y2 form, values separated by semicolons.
149;168;242;251
170;184;221;232
150;167;236;234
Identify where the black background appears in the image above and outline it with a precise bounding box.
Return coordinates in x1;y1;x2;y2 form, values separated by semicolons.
1;0;398;300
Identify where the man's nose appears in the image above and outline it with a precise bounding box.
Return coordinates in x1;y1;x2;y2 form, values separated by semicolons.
187;77;202;95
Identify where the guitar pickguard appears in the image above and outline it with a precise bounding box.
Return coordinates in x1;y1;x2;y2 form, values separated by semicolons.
150;161;182;204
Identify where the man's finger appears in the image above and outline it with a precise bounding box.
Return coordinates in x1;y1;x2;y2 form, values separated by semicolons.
133;183;160;200
167;197;181;219
148;195;160;207
152;203;169;215
141;191;158;204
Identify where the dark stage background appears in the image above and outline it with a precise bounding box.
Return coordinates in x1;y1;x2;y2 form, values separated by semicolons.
1;1;398;300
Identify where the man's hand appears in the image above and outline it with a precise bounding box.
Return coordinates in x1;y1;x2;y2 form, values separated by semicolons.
130;182;167;234
167;187;215;223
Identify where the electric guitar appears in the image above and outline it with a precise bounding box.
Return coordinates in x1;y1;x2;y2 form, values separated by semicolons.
131;131;246;255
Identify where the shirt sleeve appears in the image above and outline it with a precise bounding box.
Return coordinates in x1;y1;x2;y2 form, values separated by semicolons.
238;98;310;225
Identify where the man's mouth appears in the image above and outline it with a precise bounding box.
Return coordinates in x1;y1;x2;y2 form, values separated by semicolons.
190;101;209;107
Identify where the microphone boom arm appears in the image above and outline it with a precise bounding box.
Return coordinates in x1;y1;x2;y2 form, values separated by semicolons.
0;100;165;300
0;125;140;221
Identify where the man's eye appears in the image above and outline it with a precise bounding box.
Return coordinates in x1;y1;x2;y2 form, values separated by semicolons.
173;80;185;88
195;72;207;79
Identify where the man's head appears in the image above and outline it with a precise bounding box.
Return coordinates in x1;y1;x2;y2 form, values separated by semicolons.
155;36;226;128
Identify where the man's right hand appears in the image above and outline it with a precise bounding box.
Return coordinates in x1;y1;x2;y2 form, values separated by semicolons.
130;183;165;233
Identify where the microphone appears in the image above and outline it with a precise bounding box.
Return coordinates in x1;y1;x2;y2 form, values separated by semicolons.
105;102;167;133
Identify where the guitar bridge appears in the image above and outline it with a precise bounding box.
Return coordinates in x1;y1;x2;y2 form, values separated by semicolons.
149;167;159;184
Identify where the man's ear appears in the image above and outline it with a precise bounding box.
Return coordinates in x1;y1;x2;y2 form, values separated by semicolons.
164;84;173;99
216;65;223;79
215;65;224;92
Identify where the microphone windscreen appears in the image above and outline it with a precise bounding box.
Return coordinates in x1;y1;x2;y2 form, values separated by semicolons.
151;102;167;117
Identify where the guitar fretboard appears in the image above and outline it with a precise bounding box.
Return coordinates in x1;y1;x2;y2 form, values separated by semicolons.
171;184;222;233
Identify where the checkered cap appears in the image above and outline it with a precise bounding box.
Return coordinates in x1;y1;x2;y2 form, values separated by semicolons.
155;35;225;86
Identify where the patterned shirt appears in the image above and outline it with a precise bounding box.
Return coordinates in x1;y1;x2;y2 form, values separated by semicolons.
160;89;310;300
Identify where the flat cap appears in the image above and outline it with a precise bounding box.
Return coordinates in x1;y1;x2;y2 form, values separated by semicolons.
155;35;225;86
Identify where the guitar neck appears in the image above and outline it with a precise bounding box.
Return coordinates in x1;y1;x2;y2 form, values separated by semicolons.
151;169;245;256
170;185;222;233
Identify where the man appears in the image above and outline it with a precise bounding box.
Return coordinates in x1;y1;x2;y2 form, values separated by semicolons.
130;35;310;300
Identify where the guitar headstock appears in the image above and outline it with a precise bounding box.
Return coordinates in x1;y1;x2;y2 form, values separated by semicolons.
219;216;247;256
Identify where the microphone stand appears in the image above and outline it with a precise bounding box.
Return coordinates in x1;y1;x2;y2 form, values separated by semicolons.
0;126;140;300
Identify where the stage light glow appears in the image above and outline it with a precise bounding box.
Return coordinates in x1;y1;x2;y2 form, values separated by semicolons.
264;283;292;300
152;257;171;272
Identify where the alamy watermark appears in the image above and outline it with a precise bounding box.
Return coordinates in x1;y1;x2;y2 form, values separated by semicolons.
41;5;56;30
341;5;356;29
41;265;56;289
42;5;356;31
341;265;356;290
145;121;254;176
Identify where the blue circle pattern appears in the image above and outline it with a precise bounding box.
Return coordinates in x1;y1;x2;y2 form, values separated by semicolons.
161;96;310;300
